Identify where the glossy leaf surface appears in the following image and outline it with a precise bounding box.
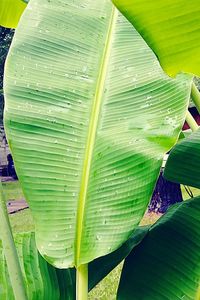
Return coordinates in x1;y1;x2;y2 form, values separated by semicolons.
4;0;192;268
112;0;200;77
164;128;200;188
118;197;200;300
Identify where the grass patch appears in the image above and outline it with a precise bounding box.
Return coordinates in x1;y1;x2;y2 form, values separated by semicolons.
88;263;123;300
9;209;34;233
2;181;24;201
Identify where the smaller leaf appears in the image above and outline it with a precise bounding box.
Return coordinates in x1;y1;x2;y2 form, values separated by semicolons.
164;128;200;189
0;0;26;29
112;0;200;77
55;268;76;300
0;232;75;300
118;197;200;300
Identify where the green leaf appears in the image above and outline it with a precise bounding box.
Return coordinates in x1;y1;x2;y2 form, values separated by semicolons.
4;0;192;268
112;0;200;77
0;0;27;29
164;129;200;189
0;232;75;300
55;268;75;300
118;197;200;300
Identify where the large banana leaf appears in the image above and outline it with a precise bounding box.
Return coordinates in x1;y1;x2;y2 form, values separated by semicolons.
112;0;200;77
4;0;192;268
164;129;200;189
118;197;200;300
0;0;27;29
0;232;75;300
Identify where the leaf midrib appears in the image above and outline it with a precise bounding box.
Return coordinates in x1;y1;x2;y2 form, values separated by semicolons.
75;6;118;266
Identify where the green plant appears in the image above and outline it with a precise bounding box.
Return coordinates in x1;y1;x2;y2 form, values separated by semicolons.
118;197;200;300
1;0;200;299
0;0;26;29
112;0;200;77
0;28;14;124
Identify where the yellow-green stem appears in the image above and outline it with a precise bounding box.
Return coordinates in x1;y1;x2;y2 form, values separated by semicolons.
76;264;88;300
0;182;27;300
195;283;200;300
186;111;199;132
191;82;200;114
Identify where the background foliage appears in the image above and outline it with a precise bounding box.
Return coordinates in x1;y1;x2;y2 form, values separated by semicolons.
0;27;14;124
